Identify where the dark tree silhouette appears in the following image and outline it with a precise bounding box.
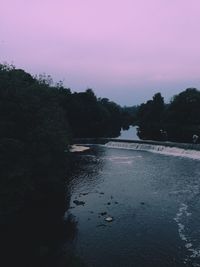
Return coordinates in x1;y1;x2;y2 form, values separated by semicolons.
137;89;200;143
137;93;165;140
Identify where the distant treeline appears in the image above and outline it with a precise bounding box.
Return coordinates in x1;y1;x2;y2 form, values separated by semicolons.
0;64;135;222
137;89;200;143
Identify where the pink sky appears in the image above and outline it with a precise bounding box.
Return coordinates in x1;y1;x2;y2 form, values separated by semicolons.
1;0;200;105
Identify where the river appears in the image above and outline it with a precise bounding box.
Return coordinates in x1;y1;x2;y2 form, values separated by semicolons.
117;125;140;140
66;144;200;267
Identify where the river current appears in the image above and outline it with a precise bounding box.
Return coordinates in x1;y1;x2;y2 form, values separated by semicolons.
66;145;200;267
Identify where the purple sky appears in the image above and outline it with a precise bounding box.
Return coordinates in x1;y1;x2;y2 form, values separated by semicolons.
1;0;200;105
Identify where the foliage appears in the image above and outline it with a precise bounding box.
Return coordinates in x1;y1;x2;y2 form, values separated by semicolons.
137;89;200;142
0;64;71;220
137;93;165;140
121;106;138;129
0;63;136;222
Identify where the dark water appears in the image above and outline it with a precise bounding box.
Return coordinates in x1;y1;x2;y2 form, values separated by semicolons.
66;145;200;267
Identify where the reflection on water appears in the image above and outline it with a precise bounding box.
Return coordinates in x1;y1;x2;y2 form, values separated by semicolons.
1;170;78;267
68;145;200;267
117;125;140;140
1;202;78;267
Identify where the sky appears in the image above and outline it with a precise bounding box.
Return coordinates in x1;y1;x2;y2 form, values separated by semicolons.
1;0;200;105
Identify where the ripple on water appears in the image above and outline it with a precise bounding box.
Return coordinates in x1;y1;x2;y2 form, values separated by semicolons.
174;203;200;266
69;145;200;267
102;155;143;165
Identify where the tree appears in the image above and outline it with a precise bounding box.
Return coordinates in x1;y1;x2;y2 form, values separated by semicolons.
137;93;165;140
164;88;200;142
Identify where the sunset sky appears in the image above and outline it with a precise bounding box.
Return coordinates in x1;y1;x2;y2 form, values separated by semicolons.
1;0;200;105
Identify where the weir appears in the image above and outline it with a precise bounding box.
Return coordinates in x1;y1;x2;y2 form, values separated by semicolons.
74;138;200;150
105;141;200;160
73;138;200;160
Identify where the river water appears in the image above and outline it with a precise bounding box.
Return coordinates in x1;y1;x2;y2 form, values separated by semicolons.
117;125;140;140
66;145;200;267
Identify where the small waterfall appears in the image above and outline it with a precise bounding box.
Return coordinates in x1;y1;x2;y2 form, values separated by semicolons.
105;141;200;160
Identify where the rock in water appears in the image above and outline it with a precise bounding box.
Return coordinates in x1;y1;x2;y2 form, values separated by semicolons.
105;217;113;222
99;212;107;216
73;200;85;206
70;145;90;152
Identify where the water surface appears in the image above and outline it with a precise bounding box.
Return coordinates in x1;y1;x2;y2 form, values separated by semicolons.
117;125;140;140
67;145;200;267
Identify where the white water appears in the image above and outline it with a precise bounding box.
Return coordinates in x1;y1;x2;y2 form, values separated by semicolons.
105;141;200;160
70;145;90;152
174;203;200;265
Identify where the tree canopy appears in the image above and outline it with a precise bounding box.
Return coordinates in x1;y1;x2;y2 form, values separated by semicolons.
0;63;136;221
137;89;200;142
